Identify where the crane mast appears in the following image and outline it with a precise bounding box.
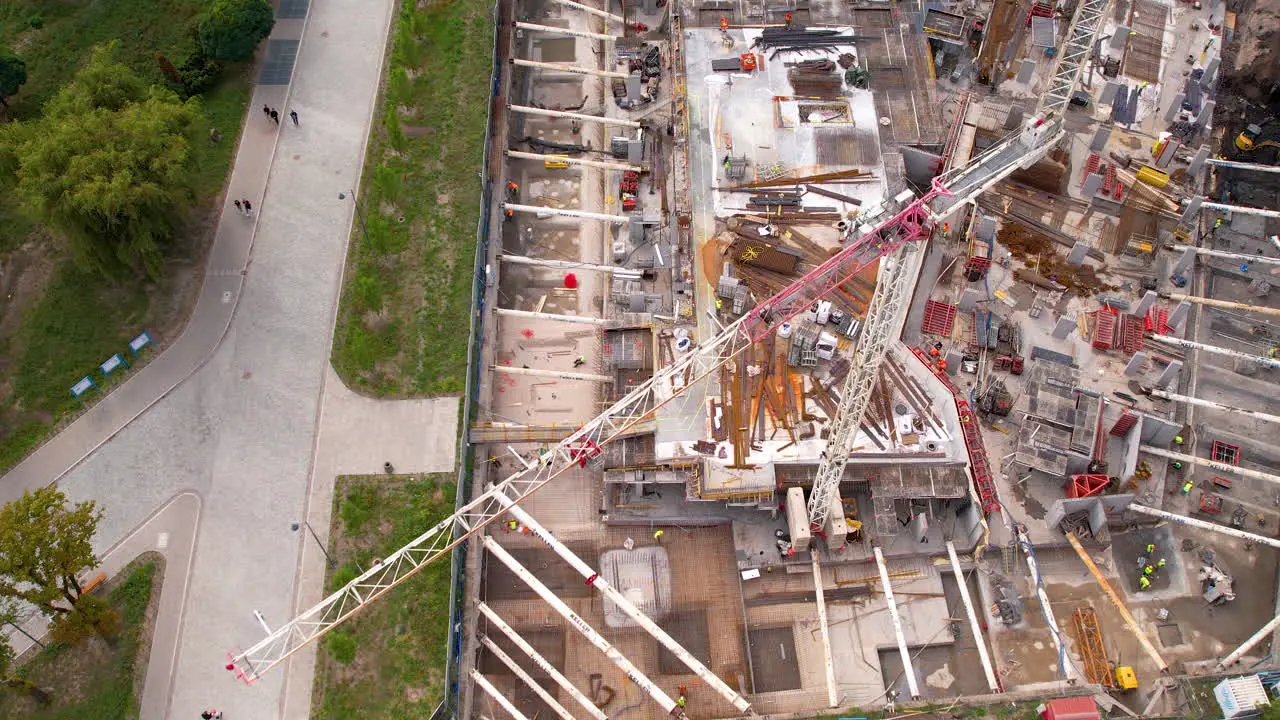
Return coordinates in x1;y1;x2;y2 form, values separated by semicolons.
229;0;1114;681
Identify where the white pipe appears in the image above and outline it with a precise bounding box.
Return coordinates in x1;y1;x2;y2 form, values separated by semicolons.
1160;292;1280;317
1219;613;1280;668
1273;235;1280;253
508;104;640;128
480;536;687;719
1128;503;1280;550
548;0;625;23
811;554;840;708
472;669;531;720
1206;158;1280;174
479;603;608;720
1201;201;1280;220
502;203;634;223
507;150;641;172
498;254;641;276
491;365;613;383
495;308;615;326
874;547;921;699
495;496;755;714
482;636;578;720
946;542;1000;694
1149;389;1280;425
1167;244;1280;266
1015;528;1077;683
1139;445;1280;485
1149;335;1280;369
512;58;630;79
515;21;615;42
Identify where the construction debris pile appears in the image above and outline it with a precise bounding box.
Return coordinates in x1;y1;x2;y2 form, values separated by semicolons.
751;26;859;59
787;58;843;98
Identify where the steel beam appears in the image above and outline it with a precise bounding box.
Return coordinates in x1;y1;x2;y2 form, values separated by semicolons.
548;0;625;23
482;536;687;719
1159;292;1280;317
507;150;641;172
946;542;1000;693
1219;613;1280;668
514;21;615;42
495;496;754;714
1149;389;1280;425
508;104;640;128
498;254;641;276
1139;445;1280;485
495;308;615;326
502;203;633;223
812;554;839;707
1148;335;1280;369
1166;245;1280;267
1128;503;1280;550
875;547;921;699
479;603;608;720
1206;157;1280;174
482;636;577;720
472;670;530;720
491;365;613;383
1202;201;1280;220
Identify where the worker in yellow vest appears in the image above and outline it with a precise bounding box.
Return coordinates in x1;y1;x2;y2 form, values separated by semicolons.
1139;575;1151;590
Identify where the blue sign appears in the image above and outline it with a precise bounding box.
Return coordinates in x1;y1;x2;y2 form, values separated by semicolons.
129;331;153;357
70;376;96;399
100;353;129;376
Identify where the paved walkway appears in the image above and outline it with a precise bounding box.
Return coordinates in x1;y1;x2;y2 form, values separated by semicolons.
1;1;464;718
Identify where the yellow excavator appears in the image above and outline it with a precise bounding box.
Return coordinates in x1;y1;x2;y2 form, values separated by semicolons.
1234;119;1280;161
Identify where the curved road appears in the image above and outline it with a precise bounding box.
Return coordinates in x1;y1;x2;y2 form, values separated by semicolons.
0;1;457;718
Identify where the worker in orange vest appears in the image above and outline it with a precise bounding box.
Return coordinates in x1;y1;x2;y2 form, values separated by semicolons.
507;180;519;197
784;12;793;27
720;16;728;31
937;358;948;372
928;345;941;359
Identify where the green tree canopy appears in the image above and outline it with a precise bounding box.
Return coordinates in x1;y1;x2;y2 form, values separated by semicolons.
8;44;201;278
0;487;102;618
0;47;27;107
198;0;276;62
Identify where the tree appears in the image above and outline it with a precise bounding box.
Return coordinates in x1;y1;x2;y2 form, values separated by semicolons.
10;45;201;278
0;47;26;108
0;487;103;619
0;600;51;704
198;0;275;63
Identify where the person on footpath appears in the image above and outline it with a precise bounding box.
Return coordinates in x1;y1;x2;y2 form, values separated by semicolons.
201;710;223;719
242;199;253;216
270;108;280;124
262;104;270;120
234;200;243;215
290;110;299;126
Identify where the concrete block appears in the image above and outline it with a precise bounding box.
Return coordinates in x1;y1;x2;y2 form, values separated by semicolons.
1100;81;1122;106
1124;352;1148;376
1180;196;1203;225
1052;316;1075;340
1202;57;1220;87
626;74;642;102
1196;100;1215;128
1164;93;1185;123
1109;28;1130;53
1169;301;1191;331
1173;247;1196;277
1067;241;1090;266
1004;104;1024;130
1154;138;1179;169
1156;359;1183;389
1134;291;1157;317
627;139;643;162
1188;145;1211;177
976;217;997;242
1081;172;1104;199
945;350;963;375
958;288;981;312
1089;124;1112;152
1016;59;1036;84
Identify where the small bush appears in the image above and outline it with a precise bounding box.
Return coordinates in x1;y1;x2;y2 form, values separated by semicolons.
178;51;223;98
325;630;358;665
27;14;43;29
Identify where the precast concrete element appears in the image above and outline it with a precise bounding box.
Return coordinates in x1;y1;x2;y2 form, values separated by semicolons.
508;104;639;127
514;21;615;42
472;670;531;720
502;203;634;222
947;541;1001;693
512;58;630;78
482;636;578;720
507;149;641;172
812;553;839;707
1128;503;1280;550
875;547;921;699
1149;335;1280;369
491;365;614;383
478;603;607;720
1140;446;1280;486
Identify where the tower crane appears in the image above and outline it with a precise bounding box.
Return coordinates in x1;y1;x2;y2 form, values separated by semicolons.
227;0;1113;685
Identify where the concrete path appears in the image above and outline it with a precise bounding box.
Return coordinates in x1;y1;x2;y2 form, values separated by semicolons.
0;1;464;718
0;17;303;507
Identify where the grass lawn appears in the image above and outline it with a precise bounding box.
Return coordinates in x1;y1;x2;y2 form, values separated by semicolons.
0;0;253;473
312;474;457;719
0;559;161;719
331;0;493;397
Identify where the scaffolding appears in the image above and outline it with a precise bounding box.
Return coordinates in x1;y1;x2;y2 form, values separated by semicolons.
1071;607;1114;688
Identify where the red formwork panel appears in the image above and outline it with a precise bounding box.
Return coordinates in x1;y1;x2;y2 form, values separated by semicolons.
921;300;958;337
1092;307;1118;350
1066;474;1111;498
1211;440;1241;465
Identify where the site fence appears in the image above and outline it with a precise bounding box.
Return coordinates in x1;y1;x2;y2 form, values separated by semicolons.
444;1;502;716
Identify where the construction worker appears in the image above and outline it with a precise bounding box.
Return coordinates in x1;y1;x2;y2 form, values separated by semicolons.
574;355;586;368
929;345;941;359
507;180;519;197
653;529;665;543
505;207;515;220
784;11;793;27
1157;558;1167;569
720;16;728;31
677;685;688;707
1182;480;1194;495
1172;461;1183;470
507;519;518;533
937;358;948;372
715;298;724;311
1139;575;1151;590
1146;543;1155;553
677;695;687;709
1144;564;1154;576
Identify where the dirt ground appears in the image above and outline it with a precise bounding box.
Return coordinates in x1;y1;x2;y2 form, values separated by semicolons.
998;222;1118;295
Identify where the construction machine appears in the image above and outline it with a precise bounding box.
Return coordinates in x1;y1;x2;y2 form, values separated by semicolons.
1234;120;1280;161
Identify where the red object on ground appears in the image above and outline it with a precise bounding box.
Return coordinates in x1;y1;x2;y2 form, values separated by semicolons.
1211;440;1241;465
564;272;578;289
521;329;535;339
1040;697;1099;720
1066;474;1111;498
921;300;958;336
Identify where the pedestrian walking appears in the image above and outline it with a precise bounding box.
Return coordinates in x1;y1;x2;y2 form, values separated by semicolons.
242;199;253;216
234;200;243;215
270;108;280;124
290;109;299;126
201;711;223;720
263;104;271;120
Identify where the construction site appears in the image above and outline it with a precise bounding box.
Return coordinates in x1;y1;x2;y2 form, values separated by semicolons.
227;0;1280;718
